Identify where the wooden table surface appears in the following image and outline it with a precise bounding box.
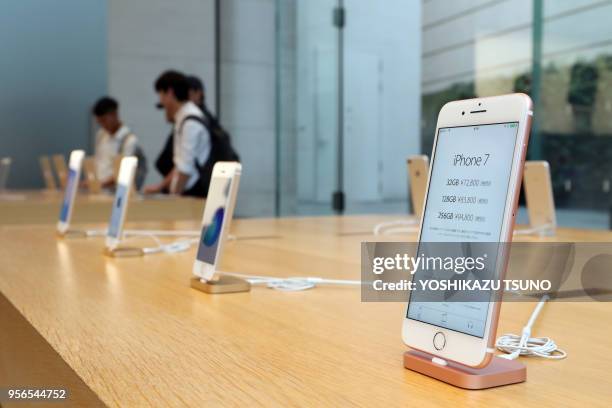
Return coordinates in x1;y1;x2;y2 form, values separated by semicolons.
1;215;611;407
0;190;204;225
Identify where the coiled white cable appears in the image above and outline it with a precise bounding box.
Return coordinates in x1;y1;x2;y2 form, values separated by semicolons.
496;295;567;360
142;238;199;255
121;231;197;255
373;219;419;235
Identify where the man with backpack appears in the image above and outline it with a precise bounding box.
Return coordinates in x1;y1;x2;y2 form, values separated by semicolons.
92;97;147;190
154;74;212;183
146;70;238;197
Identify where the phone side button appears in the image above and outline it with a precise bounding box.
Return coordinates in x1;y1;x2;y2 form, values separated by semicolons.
433;331;446;350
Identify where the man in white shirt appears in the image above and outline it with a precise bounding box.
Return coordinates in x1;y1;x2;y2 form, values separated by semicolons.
92;97;139;188
144;71;211;196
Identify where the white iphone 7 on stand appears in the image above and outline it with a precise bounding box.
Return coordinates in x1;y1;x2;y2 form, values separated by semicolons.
402;94;532;368
56;150;85;235
105;156;138;251
193;162;242;282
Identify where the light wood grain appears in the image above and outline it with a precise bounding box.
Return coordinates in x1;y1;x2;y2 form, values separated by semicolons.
0;216;611;407
0;190;204;225
0;292;105;408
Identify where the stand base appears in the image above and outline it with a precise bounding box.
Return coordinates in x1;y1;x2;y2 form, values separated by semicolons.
190;275;251;294
57;230;87;239
403;350;526;390
103;247;144;258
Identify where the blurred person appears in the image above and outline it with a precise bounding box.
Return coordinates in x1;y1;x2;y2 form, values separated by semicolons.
154;75;210;183
186;75;227;135
154;121;175;187
144;71;211;196
154;74;240;188
186;74;239;169
92;97;147;189
185;75;240;194
186;75;206;110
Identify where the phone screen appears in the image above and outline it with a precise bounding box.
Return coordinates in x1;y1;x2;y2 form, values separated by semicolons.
107;184;128;239
59;169;78;223
406;122;519;338
196;176;232;265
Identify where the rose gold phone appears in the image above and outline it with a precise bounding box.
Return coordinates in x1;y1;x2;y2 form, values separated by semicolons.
402;94;532;367
523;161;556;232
407;155;429;218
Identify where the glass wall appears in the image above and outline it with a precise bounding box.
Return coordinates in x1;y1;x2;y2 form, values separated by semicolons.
275;0;421;216
421;0;533;156
277;0;612;227
421;0;612;229
538;0;612;223
276;0;340;216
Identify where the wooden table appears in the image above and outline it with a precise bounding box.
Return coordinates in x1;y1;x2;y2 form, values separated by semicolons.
0;190;204;225
1;215;611;407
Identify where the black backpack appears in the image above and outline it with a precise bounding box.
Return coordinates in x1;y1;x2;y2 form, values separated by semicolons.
155;130;174;178
178;113;239;197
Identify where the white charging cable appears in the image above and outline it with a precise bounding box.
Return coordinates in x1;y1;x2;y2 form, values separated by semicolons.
85;229;107;237
496;295;566;360
122;232;198;255
373;219;419;235
88;229;243;241
219;272;362;291
85;228;234;254
513;223;555;237
124;229;200;237
142;238;199;255
83;228;199;237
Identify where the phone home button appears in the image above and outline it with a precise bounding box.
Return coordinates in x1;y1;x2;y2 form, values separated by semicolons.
433;332;446;350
